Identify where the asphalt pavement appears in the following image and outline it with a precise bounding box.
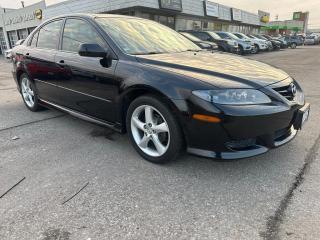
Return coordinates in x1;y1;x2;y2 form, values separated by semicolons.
0;46;319;240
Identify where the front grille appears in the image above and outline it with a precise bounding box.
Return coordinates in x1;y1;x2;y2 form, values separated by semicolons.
273;85;295;101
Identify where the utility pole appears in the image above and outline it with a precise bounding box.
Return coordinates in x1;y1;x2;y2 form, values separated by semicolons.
21;1;25;8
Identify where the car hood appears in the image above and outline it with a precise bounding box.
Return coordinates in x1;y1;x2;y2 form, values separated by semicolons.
136;51;290;88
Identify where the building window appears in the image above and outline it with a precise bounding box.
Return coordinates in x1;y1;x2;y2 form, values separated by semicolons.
17;29;29;40
0;28;7;52
154;15;175;29
28;27;36;34
7;31;18;48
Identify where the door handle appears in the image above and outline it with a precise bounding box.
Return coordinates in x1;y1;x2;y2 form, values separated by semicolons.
25;53;30;56
56;60;66;67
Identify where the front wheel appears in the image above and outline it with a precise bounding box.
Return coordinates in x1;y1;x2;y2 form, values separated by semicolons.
126;95;183;163
291;43;297;49
251;45;259;54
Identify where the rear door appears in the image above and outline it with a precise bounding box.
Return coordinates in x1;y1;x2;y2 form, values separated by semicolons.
54;18;118;122
25;19;64;103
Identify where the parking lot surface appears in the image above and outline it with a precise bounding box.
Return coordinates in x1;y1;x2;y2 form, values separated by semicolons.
0;46;320;240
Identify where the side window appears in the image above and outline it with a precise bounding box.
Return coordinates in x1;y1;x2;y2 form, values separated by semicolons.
30;31;39;47
62;19;107;53
195;33;210;41
37;20;63;49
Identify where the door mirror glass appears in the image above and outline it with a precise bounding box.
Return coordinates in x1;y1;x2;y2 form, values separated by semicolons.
78;43;107;58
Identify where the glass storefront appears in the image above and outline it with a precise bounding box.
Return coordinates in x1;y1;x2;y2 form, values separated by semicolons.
7;30;18;48
140;12;176;29
17;29;29;40
0;28;7;53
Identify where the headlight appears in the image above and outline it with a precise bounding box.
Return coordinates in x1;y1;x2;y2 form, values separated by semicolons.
192;89;271;105
227;40;237;46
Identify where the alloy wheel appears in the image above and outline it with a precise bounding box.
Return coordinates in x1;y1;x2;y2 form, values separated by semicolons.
130;105;170;157
21;77;35;108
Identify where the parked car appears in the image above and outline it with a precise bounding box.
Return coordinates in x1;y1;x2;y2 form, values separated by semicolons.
280;36;304;49
304;35;320;45
180;32;219;50
215;31;253;55
12;14;310;163
4;39;25;60
246;34;271;51
233;32;268;53
184;30;239;53
4;49;12;59
261;34;288;49
254;34;281;51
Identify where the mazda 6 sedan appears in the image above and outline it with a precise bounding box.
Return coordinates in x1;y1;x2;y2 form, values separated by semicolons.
11;14;310;163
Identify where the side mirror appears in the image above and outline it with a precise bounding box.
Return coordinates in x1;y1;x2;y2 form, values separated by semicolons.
78;43;108;58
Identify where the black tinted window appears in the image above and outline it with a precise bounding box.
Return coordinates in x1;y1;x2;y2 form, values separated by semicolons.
37;20;63;49
62;19;106;53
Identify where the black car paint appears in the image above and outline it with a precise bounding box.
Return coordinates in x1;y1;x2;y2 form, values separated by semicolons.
12;14;309;159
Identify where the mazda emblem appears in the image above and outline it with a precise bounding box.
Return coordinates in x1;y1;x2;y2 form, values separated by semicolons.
290;83;297;96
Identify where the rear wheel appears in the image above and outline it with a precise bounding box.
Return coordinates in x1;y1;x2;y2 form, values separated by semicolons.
126;95;183;163
291;43;297;49
20;74;42;112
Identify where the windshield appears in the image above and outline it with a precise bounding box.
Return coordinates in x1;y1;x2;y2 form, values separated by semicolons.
254;35;267;40
96;17;200;55
226;33;240;40
207;32;222;40
180;32;201;42
215;32;232;40
236;33;251;40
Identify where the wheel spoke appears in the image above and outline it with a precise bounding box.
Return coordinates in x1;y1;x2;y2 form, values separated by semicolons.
153;122;169;133
139;135;151;149
151;135;166;155
28;90;34;97
145;106;153;124
132;116;145;131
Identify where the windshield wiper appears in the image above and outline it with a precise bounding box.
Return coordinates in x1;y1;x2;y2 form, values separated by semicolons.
133;51;164;55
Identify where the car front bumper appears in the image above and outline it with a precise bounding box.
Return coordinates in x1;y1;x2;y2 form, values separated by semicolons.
174;97;310;160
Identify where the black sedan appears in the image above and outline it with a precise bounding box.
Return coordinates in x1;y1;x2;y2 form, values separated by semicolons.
12;14;310;163
180;32;218;50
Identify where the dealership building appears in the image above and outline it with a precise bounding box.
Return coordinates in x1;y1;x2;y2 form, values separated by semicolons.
0;0;269;55
0;1;45;54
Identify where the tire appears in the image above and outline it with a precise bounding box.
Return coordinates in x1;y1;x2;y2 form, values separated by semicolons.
238;46;244;55
291;43;297;49
20;73;43;112
126;95;183;164
252;44;259;54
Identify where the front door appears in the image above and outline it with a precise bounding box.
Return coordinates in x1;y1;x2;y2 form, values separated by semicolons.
53;18;119;123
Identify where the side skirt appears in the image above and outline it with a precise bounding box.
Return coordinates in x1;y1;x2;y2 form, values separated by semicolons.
39;99;123;133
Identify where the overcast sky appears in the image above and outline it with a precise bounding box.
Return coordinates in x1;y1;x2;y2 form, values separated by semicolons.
0;0;319;28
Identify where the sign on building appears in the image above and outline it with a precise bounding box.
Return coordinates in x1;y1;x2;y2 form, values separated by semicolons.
218;5;231;21
232;8;242;21
204;0;219;17
258;10;270;23
159;0;182;11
